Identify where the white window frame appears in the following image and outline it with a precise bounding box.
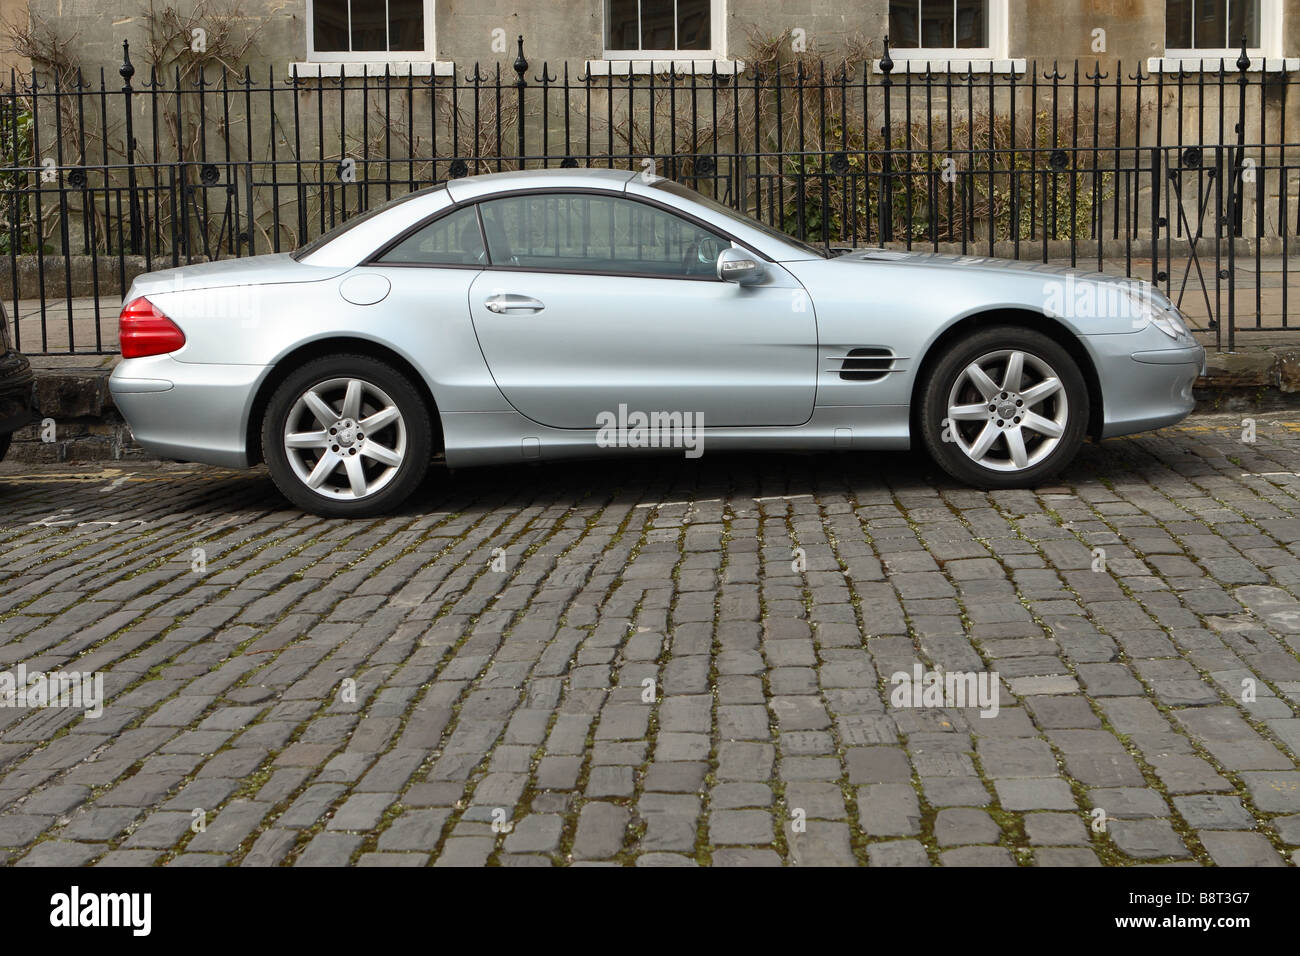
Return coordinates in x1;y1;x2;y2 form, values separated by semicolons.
601;0;728;63
1162;0;1278;58
296;0;454;78
1154;0;1294;72
880;0;1023;74
306;0;435;64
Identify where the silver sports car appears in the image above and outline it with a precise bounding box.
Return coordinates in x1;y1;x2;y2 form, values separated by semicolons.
110;168;1205;517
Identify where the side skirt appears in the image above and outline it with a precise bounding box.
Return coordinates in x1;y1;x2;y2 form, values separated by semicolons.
439;405;912;468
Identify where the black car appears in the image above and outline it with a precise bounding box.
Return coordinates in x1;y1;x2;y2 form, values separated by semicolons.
0;302;38;461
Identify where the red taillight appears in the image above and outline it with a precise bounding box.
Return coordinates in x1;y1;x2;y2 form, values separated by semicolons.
120;297;186;359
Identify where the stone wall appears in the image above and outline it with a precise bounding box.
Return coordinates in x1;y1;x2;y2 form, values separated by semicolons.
16;1;1297;74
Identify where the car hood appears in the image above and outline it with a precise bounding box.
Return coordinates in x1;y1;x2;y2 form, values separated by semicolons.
832;248;1151;289
127;253;349;297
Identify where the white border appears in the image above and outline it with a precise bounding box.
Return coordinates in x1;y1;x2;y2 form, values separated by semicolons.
602;0;728;61
306;0;436;63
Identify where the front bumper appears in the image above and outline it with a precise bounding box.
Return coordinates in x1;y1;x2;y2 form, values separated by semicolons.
109;355;268;467
0;350;39;434
1087;334;1205;439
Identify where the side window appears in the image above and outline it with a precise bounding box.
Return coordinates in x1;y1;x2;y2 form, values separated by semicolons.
377;205;485;266
477;193;727;278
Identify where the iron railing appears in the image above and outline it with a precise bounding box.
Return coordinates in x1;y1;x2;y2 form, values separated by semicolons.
1;36;1297;354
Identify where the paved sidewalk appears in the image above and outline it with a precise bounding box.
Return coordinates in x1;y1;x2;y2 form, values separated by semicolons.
0;416;1299;866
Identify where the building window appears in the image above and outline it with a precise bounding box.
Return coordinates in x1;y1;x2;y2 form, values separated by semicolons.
885;0;1012;67
889;0;988;50
1166;0;1258;51
604;0;725;57
1160;0;1285;65
307;0;432;62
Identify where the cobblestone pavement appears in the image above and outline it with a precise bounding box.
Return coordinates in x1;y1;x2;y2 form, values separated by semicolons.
2;414;1300;868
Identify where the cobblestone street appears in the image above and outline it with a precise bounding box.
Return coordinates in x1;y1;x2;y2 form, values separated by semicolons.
1;414;1299;867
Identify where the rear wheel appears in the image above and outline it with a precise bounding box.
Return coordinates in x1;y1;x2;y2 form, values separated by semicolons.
262;354;432;517
920;326;1088;488
0;433;10;463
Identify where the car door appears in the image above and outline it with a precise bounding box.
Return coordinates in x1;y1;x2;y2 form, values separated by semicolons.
466;190;817;429
359;203;506;410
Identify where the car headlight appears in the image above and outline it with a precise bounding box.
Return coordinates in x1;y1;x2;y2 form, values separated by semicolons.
1126;288;1192;343
1150;308;1192;342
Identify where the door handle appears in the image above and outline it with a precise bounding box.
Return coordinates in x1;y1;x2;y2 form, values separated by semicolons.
484;293;545;314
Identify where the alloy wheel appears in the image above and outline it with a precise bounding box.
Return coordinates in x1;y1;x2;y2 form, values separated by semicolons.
283;376;407;499
944;349;1068;473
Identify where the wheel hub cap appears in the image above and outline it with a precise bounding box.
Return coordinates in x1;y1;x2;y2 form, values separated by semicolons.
332;418;358;449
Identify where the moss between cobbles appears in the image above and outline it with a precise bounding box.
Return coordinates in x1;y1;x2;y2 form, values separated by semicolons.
67;501;474;865
12;426;1300;866
990;493;1218;865
889;489;1031;864
998;437;1300;864
837;489;897;864
352;801;408;861
0;505;246;626
381;487;634;867
5;514;346;863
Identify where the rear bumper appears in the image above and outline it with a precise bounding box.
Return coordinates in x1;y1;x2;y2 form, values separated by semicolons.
109;355;267;467
0;350;39;434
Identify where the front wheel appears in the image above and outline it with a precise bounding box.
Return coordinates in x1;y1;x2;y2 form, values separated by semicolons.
920;326;1088;488
261;355;432;517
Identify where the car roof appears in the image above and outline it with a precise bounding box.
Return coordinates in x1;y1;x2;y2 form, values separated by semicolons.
298;166;821;267
444;167;637;202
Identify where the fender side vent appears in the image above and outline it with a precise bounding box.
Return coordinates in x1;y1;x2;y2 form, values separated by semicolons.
836;347;894;382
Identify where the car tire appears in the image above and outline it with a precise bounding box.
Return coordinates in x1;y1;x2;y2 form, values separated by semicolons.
920;326;1088;488
261;354;433;517
0;433;10;463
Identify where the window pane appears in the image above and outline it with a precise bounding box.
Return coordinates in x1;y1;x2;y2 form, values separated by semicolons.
351;0;388;52
1166;0;1194;48
293;185;444;261
388;0;425;52
1229;0;1260;49
1195;0;1229;48
920;0;954;48
678;0;711;50
478;194;725;278
889;1;921;47
642;1;675;50
607;0;639;49
954;0;986;47
314;0;350;52
379;206;484;266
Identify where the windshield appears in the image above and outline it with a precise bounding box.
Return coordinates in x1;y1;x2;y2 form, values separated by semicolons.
648;179;829;259
291;184;448;261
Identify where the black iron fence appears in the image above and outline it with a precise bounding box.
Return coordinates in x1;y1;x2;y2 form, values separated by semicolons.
2;36;1298;354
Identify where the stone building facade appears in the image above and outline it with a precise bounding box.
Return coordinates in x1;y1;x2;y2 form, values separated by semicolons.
15;1;1300;77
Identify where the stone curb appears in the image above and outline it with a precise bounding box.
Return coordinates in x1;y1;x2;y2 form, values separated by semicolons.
9;368;142;463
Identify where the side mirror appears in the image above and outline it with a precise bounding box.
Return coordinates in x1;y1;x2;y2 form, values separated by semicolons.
717;247;765;286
